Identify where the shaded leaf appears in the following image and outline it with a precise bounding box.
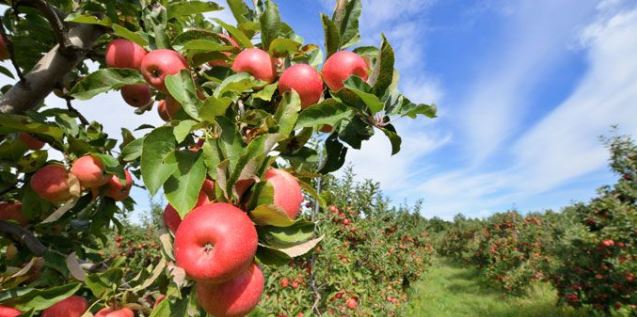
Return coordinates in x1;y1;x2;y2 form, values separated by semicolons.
69;69;144;100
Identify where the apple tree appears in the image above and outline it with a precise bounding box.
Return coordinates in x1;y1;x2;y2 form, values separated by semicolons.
0;0;436;316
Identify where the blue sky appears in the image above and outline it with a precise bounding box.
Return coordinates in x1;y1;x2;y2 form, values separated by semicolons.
5;0;637;220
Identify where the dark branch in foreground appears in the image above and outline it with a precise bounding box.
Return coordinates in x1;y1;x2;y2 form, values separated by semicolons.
0;220;47;256
65;96;89;125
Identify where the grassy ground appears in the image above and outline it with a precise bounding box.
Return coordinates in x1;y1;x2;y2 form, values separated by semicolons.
401;257;596;317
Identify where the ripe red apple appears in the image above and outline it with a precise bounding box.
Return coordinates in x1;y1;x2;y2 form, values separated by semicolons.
346;298;358;309
120;84;152;108
140;49;188;91
0;306;20;317
174;203;258;283
0;202;27;225
156;96;181;121
30;164;73;203
278;64;323;108
105;169;132;201
279;277;289;288
19;133;45;150
321;51;368;91
94;306;134;317
105;39;147;69
70;155;109;189
231;48;276;83
209;33;239;67
601;239;615;248
42;295;88;317
264;169;303;220
320;125;333;133
196;263;264;317
0;35;9;60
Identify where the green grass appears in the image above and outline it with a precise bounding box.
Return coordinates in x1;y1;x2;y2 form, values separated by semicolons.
401;257;595;317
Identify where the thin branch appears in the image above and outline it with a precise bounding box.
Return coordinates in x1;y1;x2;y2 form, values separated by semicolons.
0;17;24;81
15;0;72;54
65;96;89;125
0;220;47;256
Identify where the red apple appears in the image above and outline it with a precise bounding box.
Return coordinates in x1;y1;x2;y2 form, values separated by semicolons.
174;203;258;283
346;298;358;309
105;39;147;69
196;263;264;317
264;169;303;220
0;306;20;317
120;84;152;108
0;202;27;225
321;51;368;91
209;33;239;68
70;155;109;188
279;277;289;288
231;48;276;83
319;124;333;133
0;35;9;61
140;49;188;91
601;240;615;248
30;164;73;203
19;133;45;150
42;295;88;317
105;169;132;201
156;96;181;122
94;306;134;317
278;64;323;107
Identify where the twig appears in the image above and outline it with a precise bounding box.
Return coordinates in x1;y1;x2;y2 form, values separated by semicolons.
64;96;89;125
15;0;72;55
0;220;47;256
0;17;24;81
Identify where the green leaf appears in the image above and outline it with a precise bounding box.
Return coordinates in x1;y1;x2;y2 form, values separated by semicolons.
226;134;270;196
332;0;361;48
389;96;437;119
251;204;295;227
167;1;222;20
69;69;144;100
172;29;219;46
214;72;264;97
121;137;144;161
214;18;254;48
338;115;373;149
370;34;395;97
182;39;232;52
164;151;206;217
321;14;340;57
173;120;198;143
0;115;64;142
0;283;81;312
319;133;347;174
253;83;278;101
227;0;254;24
141;127;178;195
260;221;316;247
85;269;122;298
296;99;352;129
165;70;201;120
344;83;384;114
268;38;300;58
216;117;244;173
143;3;169;49
199;96;233;121
274;91;301;140
260;235;323;258
380;124;402;155
0;65;14;79
64;13;112;27
92;153;124;179
111;24;148;47
260;0;281;50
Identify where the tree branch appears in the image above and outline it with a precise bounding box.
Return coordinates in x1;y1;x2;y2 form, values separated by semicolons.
0;220;47;256
0;17;24;81
64;96;89;125
0;22;105;114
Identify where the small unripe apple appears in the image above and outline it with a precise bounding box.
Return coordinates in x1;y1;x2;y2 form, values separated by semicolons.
174;203;258;283
321;51;368;91
105;169;132;201
19;133;45;150
196;263;264;317
0;202;27;225
0;305;21;317
94;306;134;317
70;155;109;189
208;33;239;67
156;96;181;121
278;64;323;108
42;295;88;317
140;49;188;91
105;39;147;69
120;84;152;108
30;164;73;203
264;169;303;220
231;48;276;83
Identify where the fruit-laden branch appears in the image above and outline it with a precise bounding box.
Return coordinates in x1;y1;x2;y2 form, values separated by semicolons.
0;22;105;114
0;220;47;256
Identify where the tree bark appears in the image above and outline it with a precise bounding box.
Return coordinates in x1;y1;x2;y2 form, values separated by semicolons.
0;220;47;256
0;23;105;114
